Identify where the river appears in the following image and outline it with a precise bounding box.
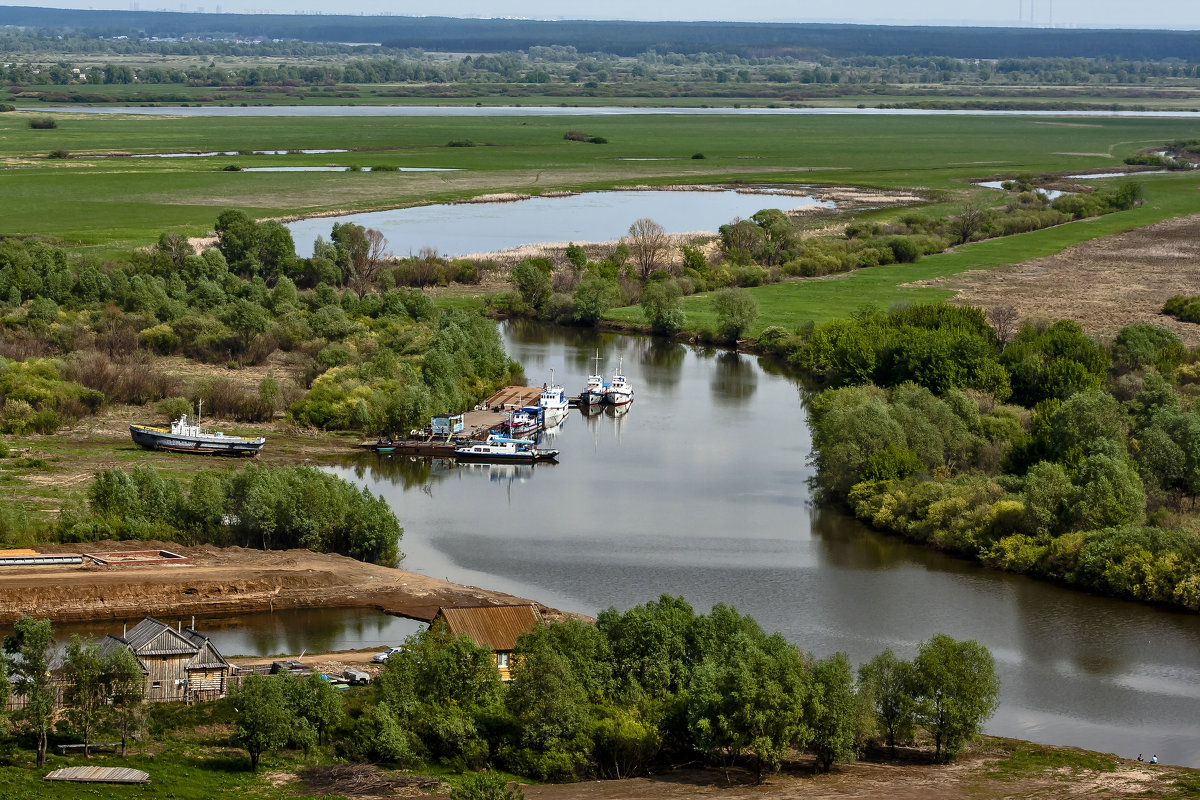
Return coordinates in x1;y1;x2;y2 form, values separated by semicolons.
329;321;1200;767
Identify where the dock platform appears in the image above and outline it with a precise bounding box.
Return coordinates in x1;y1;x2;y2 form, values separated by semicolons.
358;386;552;453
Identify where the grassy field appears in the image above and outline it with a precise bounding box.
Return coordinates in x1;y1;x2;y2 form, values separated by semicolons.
4;109;1200;254
607;171;1200;334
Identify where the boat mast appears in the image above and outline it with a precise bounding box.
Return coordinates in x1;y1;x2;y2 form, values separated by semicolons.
593;349;602;375
197;398;202;429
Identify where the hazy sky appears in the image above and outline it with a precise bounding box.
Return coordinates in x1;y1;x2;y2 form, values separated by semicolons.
5;0;1200;29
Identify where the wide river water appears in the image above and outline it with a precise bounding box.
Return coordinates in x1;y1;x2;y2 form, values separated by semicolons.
56;321;1200;766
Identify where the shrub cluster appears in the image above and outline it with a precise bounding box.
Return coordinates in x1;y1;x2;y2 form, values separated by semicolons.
798;306;1200;611
55;464;403;565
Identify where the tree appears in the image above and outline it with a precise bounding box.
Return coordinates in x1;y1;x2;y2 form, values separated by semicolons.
107;646;145;756
913;634;1000;761
986;306;1019;350
573;274;615;326
809;652;859;772
291;672;343;746
5;615;55;766
686;631;810;784
712;287;758;342
510;260;553;310
61;635;109;756
949;199;989;245
627;218;670;279
857;648;917;757
640;279;685;335
233;673;292;770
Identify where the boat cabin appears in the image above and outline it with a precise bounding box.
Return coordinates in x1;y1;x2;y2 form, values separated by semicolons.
430;604;543;681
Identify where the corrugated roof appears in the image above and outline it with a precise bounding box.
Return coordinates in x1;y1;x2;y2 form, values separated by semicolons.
123;619;198;656
435;604;542;652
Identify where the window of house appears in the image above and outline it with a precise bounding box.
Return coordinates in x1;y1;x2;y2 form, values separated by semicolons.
151;681;161;688
497;653;509;668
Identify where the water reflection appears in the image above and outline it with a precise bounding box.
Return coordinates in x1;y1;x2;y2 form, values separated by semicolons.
44;608;428;658
710;351;758;406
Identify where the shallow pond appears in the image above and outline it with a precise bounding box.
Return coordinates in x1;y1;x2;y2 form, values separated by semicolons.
286;188;832;257
324;321;1200;767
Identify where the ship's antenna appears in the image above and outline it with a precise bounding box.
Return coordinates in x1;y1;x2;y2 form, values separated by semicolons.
197;398;202;429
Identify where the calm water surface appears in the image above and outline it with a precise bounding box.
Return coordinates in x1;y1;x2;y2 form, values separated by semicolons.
326;321;1200;767
287;189;831;257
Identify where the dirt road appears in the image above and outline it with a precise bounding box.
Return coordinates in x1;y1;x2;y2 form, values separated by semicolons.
0;541;553;624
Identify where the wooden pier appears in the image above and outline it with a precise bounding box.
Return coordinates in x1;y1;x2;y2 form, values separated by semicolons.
357;386;550;454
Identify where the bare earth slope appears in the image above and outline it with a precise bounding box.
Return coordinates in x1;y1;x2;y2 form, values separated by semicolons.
0;541;552;623
919;212;1200;346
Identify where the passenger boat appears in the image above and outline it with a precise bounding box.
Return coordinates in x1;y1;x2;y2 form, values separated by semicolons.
581;351;607;405
539;370;570;422
604;357;634;406
454;433;558;463
130;401;265;456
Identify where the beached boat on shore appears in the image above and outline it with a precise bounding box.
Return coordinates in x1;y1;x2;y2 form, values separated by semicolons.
130;403;265;456
454;434;558;463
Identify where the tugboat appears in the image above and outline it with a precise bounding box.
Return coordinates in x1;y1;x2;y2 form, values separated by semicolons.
580;351;607;405
130;401;265;456
454;433;558;463
538;369;570;423
604;356;634;406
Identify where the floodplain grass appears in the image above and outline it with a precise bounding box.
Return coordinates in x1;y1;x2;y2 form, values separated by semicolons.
4;111;1200;251
607;172;1200;334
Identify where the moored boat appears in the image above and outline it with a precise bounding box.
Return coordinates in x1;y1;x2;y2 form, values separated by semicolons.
130;402;265;456
539;369;570;422
604;356;634;406
581;351;607;405
454;433;558;463
502;406;542;437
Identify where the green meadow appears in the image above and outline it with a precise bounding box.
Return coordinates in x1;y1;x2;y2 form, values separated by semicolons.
4;109;1200;256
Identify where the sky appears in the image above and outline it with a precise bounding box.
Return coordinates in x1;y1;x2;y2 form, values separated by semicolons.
4;0;1200;29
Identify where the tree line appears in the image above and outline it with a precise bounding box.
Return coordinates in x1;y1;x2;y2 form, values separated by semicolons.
762;302;1200;610
43;464;403;565
0;212;518;436
235;596;997;781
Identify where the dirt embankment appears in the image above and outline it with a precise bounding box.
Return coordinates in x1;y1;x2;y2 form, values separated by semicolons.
522;746;1183;800
0;541;557;624
922;211;1200;346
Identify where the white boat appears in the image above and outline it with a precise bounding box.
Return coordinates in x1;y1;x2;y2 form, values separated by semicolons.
129;400;265;456
604;356;634;406
539;369;570;422
581;351;607;405
454;433;558;463
502;406;542;437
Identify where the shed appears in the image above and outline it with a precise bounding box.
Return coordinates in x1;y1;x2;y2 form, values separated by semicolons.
431;604;542;680
431;413;465;435
100;617;232;703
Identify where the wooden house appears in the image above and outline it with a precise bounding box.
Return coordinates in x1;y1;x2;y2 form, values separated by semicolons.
100;617;232;703
430;604;542;681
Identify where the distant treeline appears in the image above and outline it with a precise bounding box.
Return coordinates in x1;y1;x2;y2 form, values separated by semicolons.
3;7;1200;61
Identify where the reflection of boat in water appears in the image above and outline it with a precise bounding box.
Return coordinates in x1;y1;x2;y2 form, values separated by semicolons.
130;401;265;456
604;356;634;406
539;415;567;442
581;351;606;405
539;369;570;423
462;461;534;483
454;433;559;463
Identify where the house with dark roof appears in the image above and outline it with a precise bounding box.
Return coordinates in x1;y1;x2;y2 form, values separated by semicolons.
100;618;232;703
430;604;542;681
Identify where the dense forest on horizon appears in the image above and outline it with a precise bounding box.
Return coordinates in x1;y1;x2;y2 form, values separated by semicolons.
2;6;1200;60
